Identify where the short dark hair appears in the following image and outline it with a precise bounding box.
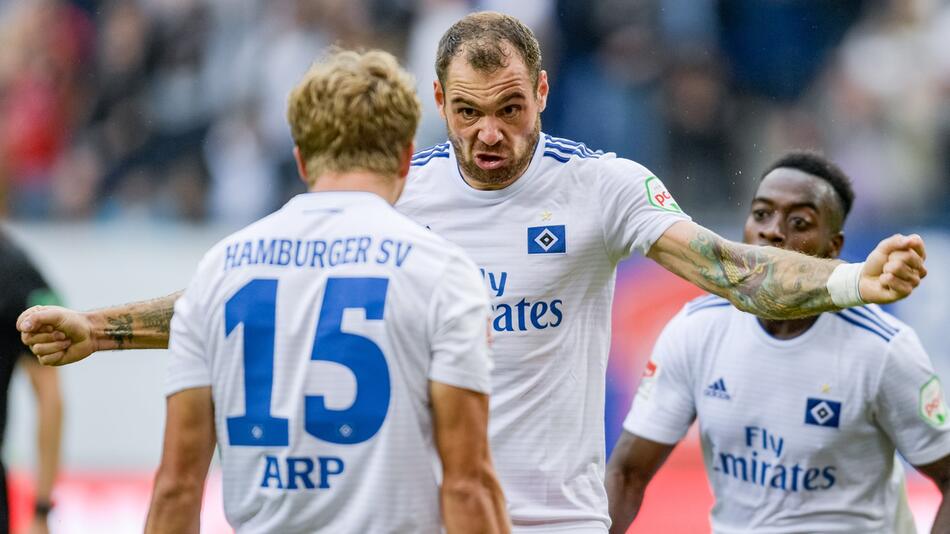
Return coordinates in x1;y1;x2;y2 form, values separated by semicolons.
762;151;855;220
435;11;542;88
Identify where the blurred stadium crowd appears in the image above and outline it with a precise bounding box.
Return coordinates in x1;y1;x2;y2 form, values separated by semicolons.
0;0;947;226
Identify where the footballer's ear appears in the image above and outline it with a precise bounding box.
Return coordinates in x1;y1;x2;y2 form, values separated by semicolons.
536;70;549;112
293;146;311;187
398;141;415;179
434;80;446;119
830;232;845;260
391;142;414;205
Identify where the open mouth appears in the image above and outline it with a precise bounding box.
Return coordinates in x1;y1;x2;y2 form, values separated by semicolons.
475;153;507;170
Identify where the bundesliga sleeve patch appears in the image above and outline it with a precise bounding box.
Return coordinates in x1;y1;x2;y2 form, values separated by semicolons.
643;360;658;379
635;360;660;401
645;176;682;213
919;376;948;427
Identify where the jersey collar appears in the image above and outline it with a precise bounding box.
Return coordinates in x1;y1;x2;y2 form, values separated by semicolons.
747;312;832;350
284;191;391;211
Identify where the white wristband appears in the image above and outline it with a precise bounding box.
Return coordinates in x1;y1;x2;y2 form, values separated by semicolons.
827;262;866;308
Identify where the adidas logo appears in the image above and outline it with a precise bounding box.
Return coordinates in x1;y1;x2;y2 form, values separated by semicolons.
704;378;731;400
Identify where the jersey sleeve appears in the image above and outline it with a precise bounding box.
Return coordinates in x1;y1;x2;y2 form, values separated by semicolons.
165;256;214;396
873;328;950;465
426;249;493;395
598;158;691;262
622;310;697;445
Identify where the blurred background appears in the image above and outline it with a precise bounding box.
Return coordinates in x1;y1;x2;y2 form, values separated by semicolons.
0;0;947;532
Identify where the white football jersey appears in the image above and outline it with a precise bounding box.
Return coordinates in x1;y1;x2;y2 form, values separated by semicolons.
625;295;950;533
399;133;690;531
165;192;492;534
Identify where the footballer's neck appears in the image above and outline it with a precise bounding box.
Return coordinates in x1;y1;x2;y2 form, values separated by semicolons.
309;171;404;205
757;248;839;340
758;316;821;340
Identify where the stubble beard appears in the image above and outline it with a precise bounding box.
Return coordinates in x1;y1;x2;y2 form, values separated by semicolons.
450;118;541;189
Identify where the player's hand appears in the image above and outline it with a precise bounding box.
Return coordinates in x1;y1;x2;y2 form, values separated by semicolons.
859;234;927;304
17;305;98;366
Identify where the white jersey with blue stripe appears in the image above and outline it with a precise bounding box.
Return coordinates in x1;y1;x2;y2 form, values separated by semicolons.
164;192;493;533
399;133;691;532
625;296;950;533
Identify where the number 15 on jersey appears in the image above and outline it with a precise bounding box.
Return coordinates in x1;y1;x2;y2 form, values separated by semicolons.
222;277;392;488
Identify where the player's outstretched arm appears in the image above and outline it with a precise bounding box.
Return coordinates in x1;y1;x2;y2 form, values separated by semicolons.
145;386;215;534
430;381;510;534
647;221;926;320
914;456;950;533
605;431;675;534
17;291;182;366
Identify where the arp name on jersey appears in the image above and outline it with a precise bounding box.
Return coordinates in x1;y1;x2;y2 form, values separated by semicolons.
481;269;563;332
713;426;837;492
259;455;345;490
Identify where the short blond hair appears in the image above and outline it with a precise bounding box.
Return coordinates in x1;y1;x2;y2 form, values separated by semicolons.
287;49;421;181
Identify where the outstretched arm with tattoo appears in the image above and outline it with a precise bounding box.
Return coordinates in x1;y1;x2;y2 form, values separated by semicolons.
18;221;928;363
648;221;926;320
17;292;181;365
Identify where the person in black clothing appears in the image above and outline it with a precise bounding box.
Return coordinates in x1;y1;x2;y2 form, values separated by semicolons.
0;233;62;534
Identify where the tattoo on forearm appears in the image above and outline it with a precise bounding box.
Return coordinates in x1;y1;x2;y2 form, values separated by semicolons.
140;306;173;334
684;228;836;319
105;314;134;348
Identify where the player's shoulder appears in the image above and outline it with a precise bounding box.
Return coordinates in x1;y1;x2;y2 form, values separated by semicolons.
371;208;480;289
681;294;734;319
829;304;909;346
539;134;610;166
223;193;446;251
540;134;660;188
384;204;459;249
657;294;735;338
542;133;641;168
208;208;285;253
408;142;452;179
402;142;454;206
197;202;311;279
